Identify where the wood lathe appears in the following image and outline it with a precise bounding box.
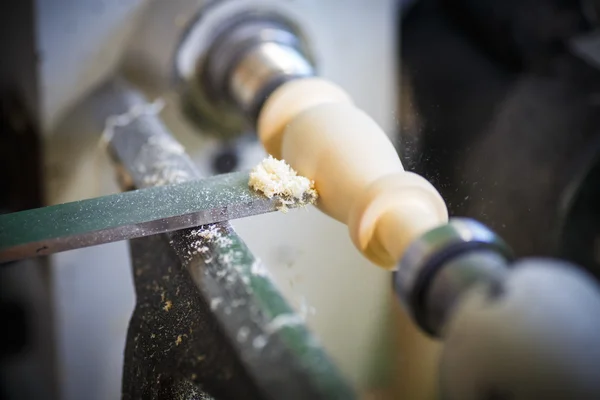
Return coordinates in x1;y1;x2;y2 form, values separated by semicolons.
150;8;600;399
2;2;600;399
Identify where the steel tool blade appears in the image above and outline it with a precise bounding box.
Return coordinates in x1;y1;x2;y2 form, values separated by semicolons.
0;171;301;263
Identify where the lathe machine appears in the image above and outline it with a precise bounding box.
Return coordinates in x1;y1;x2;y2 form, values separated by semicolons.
1;1;600;399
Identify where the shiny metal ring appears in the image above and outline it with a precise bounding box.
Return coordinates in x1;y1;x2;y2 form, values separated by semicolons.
395;218;513;334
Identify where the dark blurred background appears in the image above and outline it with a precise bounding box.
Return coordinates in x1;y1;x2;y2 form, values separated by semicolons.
399;0;600;277
1;2;54;399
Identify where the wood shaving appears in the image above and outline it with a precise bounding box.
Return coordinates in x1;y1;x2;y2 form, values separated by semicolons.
248;155;318;210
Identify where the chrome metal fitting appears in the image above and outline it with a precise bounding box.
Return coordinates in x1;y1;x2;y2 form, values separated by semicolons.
177;7;314;137
395;218;513;336
204;16;314;117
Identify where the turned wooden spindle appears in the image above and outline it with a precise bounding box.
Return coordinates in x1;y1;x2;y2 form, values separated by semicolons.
258;77;448;269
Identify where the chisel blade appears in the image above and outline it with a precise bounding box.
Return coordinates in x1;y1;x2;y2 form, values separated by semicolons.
0;171;303;263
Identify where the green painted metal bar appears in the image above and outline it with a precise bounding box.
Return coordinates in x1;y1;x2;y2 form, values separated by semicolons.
0;171;298;263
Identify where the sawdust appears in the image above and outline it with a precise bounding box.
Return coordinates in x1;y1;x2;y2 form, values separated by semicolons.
100;97;165;147
250;296;317;350
189;226;232;247
237;326;250;343
180;220;319;354
250;313;305;350
265;313;305;333
210;298;223;311
250;259;269;277
248;155;318;211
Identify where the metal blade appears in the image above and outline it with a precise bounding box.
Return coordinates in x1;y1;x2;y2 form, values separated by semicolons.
0;171;299;263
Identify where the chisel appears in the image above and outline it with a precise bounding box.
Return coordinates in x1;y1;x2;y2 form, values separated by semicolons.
0;171;303;263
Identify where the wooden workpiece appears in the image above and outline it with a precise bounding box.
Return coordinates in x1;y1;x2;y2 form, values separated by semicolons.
258;77;448;269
